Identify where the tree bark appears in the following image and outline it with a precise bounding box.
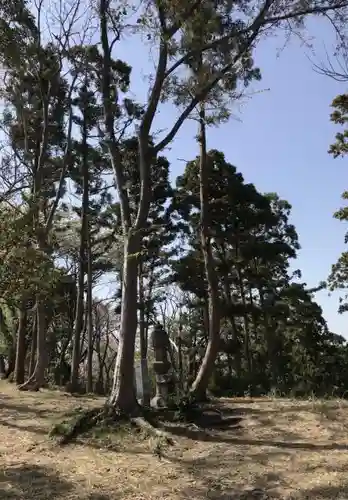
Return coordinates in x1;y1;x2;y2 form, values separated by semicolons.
29;313;37;378
5;321;17;380
138;264;150;406
235;258;252;378
14;305;27;385
19;298;47;390
70;247;85;390
86;213;93;393
108;233;139;413
190;103;221;400
0;355;5;379
70;101;89;392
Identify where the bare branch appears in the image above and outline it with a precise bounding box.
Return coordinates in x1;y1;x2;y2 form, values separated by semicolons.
99;0;131;231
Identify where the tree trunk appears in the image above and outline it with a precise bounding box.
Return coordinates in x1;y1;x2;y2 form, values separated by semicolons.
235;260;252;379
108;233;139;413
29;313;37;377
19;87;50;392
219;247;242;377
259;287;278;387
56;326;72;385
70;258;85;390
190;103;221;400
86;215;93;393
138;265;150;406
5;325;16;380
95;328;104;394
70;109;89;392
0;355;5;379
19;299;47;390
14;305;27;385
177;326;183;391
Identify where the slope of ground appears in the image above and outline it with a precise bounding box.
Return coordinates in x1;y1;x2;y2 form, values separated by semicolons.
0;382;348;499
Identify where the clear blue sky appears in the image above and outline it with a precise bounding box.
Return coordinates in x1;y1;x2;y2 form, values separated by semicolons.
115;18;348;335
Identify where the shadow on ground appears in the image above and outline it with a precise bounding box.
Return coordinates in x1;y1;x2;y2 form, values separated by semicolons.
0;464;115;499
0;418;47;435
0;464;73;499
163;423;348;451
0;400;49;418
301;483;348;499
169;450;287;499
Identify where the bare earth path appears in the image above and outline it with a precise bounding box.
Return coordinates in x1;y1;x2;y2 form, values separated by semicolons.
1;382;348;499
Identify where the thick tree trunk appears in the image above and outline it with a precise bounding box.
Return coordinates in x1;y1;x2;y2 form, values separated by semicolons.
108;233;139;413
100;0;152;415
14;306;27;385
190;104;221;400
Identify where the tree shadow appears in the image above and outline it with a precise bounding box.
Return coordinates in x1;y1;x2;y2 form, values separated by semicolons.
0;393;12;400
168;449;287;499
163;423;348;451
302;483;348;499
218;406;265;415
0;418;47;435
0;400;49;418
194;414;244;429
180;485;275;499
84;494;114;500
0;464;73;499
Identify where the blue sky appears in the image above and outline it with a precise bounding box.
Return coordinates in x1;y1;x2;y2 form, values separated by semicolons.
117;18;348;336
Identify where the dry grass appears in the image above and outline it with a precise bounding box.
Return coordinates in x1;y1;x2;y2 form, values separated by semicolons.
1;383;348;499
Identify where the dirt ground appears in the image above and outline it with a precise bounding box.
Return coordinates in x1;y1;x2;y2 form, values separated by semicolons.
1;382;348;499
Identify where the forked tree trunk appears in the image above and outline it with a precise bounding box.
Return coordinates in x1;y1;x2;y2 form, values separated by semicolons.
14;305;27;385
19;299;47;390
108;233;139;413
190;104;221;401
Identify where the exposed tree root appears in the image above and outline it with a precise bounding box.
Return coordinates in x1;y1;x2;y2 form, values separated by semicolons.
50;394;233;448
130;416;174;445
18;380;40;391
50;404;175;447
54;407;110;445
18;370;46;391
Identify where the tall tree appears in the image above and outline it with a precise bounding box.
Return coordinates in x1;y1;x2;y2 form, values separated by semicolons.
97;0;348;413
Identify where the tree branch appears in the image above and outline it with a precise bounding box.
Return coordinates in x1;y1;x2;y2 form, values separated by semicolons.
99;0;131;231
45;75;77;235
